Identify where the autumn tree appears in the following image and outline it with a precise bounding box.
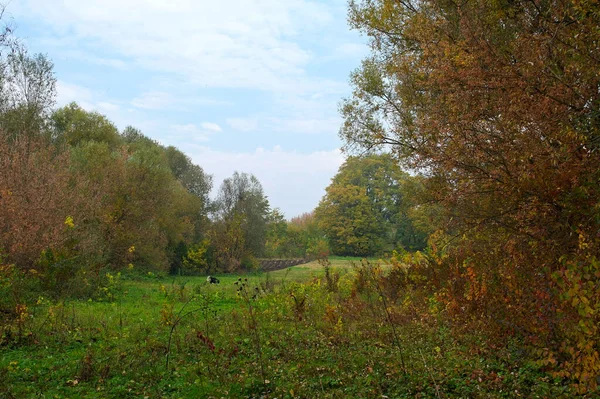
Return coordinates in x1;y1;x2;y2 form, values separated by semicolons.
52;102;122;148
0;27;216;296
316;154;426;256
343;0;600;389
0;135;72;269
211;172;270;270
68;131;202;272
264;208;288;258
288;212;330;259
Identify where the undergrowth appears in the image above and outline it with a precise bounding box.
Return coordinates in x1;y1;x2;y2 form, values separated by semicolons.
0;260;591;398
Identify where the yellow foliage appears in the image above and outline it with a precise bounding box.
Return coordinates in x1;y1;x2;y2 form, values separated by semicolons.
64;216;75;229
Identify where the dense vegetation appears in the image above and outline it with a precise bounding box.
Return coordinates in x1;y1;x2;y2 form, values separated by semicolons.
315;154;428;256
341;0;600;392
0;261;580;398
1;0;599;396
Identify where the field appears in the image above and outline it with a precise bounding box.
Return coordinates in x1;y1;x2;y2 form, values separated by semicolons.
0;258;576;398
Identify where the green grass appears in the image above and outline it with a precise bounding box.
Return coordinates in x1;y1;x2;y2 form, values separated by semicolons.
0;258;583;398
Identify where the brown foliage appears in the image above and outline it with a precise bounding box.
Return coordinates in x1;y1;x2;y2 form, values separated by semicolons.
344;0;600;390
0;135;73;269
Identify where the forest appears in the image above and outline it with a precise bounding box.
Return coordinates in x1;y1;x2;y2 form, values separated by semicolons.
1;0;599;397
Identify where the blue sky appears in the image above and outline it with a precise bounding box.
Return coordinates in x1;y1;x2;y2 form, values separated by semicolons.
8;0;368;218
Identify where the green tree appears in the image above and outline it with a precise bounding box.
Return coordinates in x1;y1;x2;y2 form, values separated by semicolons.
265;208;288;258
69;128;201;272
288;212;329;259
52;103;122;148
164;146;212;211
0;46;56;139
212;172;270;270
316;154;426;256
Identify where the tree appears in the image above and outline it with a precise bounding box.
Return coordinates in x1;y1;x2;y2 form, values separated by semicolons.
0;46;56;139
288;212;330;259
212;172;270;270
69;124;203;272
343;0;600;389
164;145;212;209
316;154;426;256
264;208;288;258
52;103;122;148
0;135;72;268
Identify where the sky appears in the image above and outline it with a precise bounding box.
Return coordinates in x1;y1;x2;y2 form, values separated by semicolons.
7;0;369;218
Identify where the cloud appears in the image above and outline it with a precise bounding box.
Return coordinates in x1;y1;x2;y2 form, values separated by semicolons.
226;114;340;135
169;124;214;142
55;80;95;110
131;91;230;110
18;0;340;94
227;117;259;132
200;122;222;132
96;101;120;112
327;42;369;61
185;146;345;218
267;116;340;135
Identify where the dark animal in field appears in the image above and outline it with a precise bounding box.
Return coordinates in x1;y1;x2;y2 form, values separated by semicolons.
206;276;220;284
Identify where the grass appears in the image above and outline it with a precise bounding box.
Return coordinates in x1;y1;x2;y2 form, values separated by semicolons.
0;257;582;398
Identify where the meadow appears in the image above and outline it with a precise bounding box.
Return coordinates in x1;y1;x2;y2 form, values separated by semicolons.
0;258;579;398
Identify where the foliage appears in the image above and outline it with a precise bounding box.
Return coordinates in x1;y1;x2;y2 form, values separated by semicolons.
263;210;330;260
181;241;211;275
0;34;213;299
0;135;74;269
52;102;122;148
1;260;591;398
211;172;270;270
315;154;427;256
342;0;600;390
264;208;288;258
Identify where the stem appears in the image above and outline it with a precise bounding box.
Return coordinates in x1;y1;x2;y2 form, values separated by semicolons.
165;296;200;372
368;262;408;374
418;347;442;399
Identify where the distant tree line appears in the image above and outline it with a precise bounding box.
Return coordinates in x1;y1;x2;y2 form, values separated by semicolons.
0;19;430;304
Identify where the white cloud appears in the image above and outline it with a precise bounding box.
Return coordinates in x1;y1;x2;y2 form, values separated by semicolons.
170;124;213;142
227;117;259;132
131;91;229;110
186;146;345;218
55;80;95;110
329;42;369;60
267;116;340;135
96;101;120;112
226;114;340;135
200;122;222;132
131;92;174;110
18;0;339;94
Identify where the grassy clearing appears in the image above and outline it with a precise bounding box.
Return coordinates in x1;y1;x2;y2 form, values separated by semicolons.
0;257;579;398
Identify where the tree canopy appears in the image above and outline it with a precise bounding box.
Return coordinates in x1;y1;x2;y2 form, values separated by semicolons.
342;0;600;388
316;153;427;256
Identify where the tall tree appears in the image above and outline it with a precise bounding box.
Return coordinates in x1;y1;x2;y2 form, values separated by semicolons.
343;0;600;388
164;145;212;208
0;46;56;138
212;172;270;269
52;103;122;148
316;154;426;256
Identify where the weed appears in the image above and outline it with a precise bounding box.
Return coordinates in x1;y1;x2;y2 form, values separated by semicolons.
235;278;268;388
319;257;339;293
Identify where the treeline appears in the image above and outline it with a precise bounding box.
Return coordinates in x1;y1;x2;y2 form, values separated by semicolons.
0;29;427;300
264;154;430;259
0;38;274;296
